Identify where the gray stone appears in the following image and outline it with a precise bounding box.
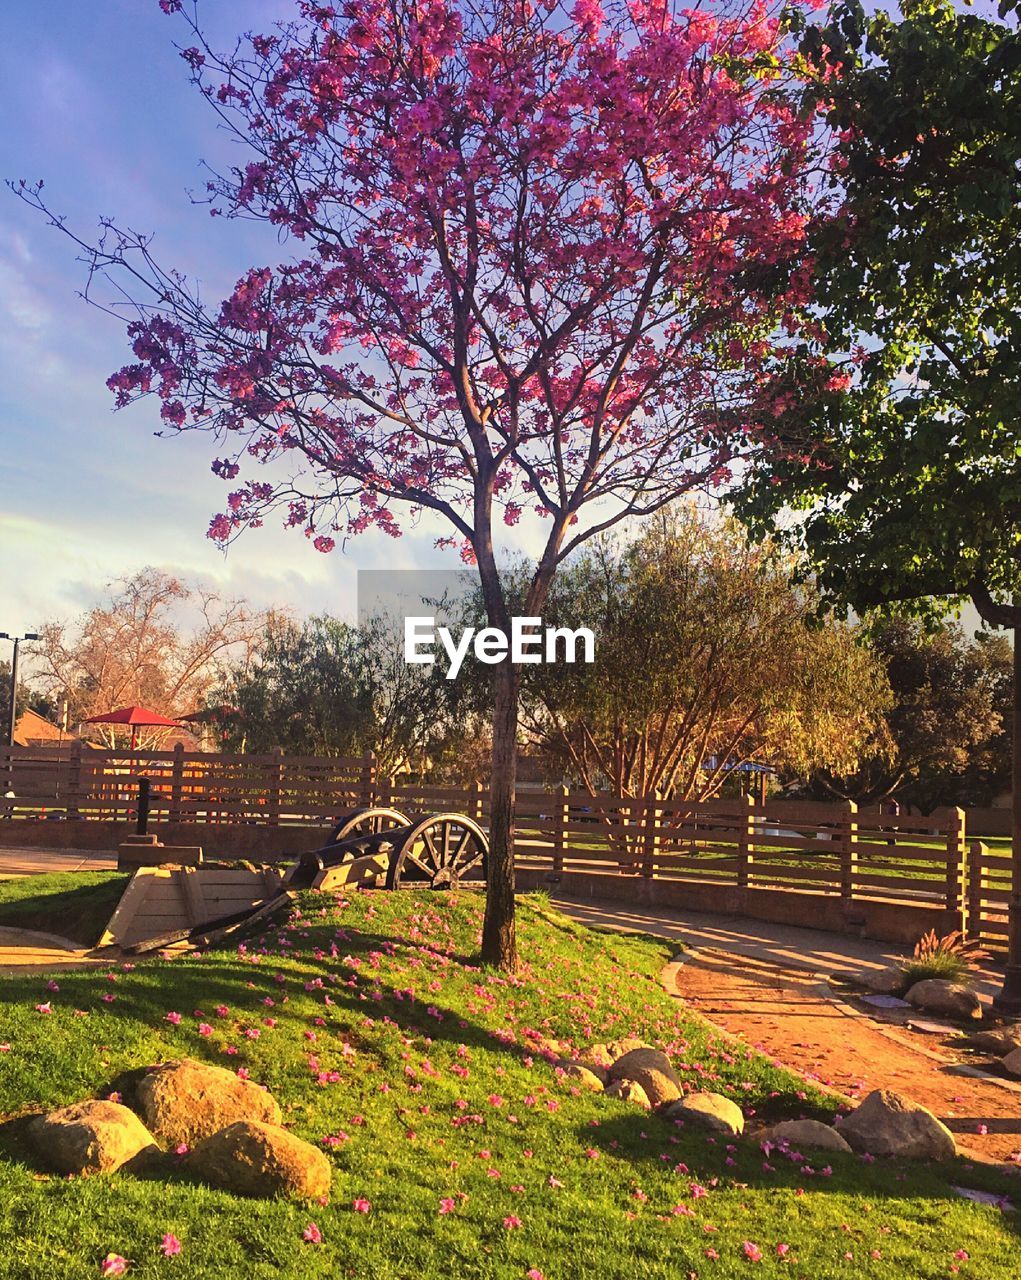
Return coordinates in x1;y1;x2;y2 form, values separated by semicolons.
858;966;908;995
135;1058;282;1146
28;1099;158;1175
904;980;982;1021
604;1078;652;1109
1002;1046;1021;1079
189;1121;332;1200
756;1118;852;1154
560;1062;605;1091
665;1092;744;1136
967;1024;1021;1056
607;1048;681;1108
835;1089;956;1160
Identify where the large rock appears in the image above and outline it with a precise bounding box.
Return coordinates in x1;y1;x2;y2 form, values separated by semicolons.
665;1092;744;1136
904;980;982;1021
605;1078;652;1109
136;1058;281;1146
968;1024;1021;1056
607;1048;681;1108
858;966;908;996
28;1100;158;1175
756;1119;851;1154
1002;1047;1021;1078
835;1089;956;1160
189;1121;332;1200
560;1062;605;1091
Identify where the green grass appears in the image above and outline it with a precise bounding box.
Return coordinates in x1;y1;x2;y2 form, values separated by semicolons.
0;872;129;947
0;888;1018;1279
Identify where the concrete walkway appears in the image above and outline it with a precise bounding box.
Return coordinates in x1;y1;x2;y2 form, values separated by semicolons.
0;847;117;877
550;892;1006;1006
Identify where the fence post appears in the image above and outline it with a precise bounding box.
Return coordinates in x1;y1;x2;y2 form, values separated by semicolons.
0;746;12;819
840;799;858;906
968;841;986;944
552;785;568;876
377;774;393;812
471;779;485;825
65;739;82;821
168;741;184;823
736;793;755;891
358;751;377;806
641;795;661;878
944;806;968;934
267;747;284;827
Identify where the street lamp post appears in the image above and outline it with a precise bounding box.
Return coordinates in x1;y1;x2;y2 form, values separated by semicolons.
0;632;40;748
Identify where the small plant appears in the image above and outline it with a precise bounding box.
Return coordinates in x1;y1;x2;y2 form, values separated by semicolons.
899;930;985;986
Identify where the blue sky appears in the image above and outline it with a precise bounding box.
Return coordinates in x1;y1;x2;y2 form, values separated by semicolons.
0;0;463;634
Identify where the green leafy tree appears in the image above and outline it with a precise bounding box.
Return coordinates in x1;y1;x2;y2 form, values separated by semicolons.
734;0;1021;1002
808;618;1007;809
519;508;890;804
213;615;460;777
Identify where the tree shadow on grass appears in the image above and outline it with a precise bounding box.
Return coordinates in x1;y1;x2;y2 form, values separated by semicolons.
575;1108;1021;1233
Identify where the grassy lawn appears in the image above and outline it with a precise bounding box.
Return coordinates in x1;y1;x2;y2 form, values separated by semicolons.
0;872;130;947
0;886;1018;1279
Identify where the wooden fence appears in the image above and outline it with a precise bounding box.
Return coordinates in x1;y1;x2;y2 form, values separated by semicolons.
0;744;1012;947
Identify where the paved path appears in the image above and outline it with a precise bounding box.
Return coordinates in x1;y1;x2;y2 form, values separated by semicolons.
550;893;1006;1006
0;847;117;877
0;927;106;976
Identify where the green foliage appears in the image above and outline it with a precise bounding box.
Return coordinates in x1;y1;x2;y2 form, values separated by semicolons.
899;928;984;987
211;614;466;775
0;890;1016;1278
735;0;1021;625
808;616;1011;805
518;506;890;800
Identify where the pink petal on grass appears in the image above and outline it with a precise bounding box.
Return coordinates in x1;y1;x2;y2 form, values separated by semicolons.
160;1234;181;1257
100;1256;128;1276
302;1222;322;1244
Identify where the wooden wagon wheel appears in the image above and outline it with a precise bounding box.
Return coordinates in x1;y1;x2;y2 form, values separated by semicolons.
326;806;411;852
386;812;488;890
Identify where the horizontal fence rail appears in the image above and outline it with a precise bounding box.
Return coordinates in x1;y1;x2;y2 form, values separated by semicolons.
0;744;1012;948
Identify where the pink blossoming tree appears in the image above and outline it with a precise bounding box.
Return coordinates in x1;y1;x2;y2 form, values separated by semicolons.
19;0;824;969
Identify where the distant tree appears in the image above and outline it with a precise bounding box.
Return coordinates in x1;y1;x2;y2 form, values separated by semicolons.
32;569;267;747
518;508;890;804
213;614;461;776
809;618;1007;809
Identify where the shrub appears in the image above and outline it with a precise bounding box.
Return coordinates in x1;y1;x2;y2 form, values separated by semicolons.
899;930;984;987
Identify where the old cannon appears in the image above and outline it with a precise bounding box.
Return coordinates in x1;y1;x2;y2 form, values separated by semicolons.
285;806;489;893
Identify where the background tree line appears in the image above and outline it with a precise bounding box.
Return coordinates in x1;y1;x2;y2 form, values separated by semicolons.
13;515;1012;812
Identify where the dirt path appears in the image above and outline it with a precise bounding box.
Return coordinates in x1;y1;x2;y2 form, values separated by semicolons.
674;949;1021;1165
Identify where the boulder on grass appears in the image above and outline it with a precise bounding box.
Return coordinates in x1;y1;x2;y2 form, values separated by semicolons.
560;1062;606;1091
605;1078;652;1109
607;1048;681;1108
904;980;982;1021
835;1089;956;1160
136;1058;281;1146
582;1044;616;1070
189;1121;331;1200
755;1119;851;1154
28;1100;158;1175
858;966;908;996
665;1092;744;1137
606;1038;651;1060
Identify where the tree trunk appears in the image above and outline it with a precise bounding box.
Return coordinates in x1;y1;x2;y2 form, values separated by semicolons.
481;658;520;970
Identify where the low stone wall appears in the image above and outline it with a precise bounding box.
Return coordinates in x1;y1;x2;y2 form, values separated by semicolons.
515;867;946;947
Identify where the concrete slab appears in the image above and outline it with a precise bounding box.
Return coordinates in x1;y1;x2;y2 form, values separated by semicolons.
550;893;1006;1006
0;847;117;877
0;926;106;976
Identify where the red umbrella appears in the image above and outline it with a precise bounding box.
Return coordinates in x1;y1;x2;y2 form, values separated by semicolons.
83;705;180;752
